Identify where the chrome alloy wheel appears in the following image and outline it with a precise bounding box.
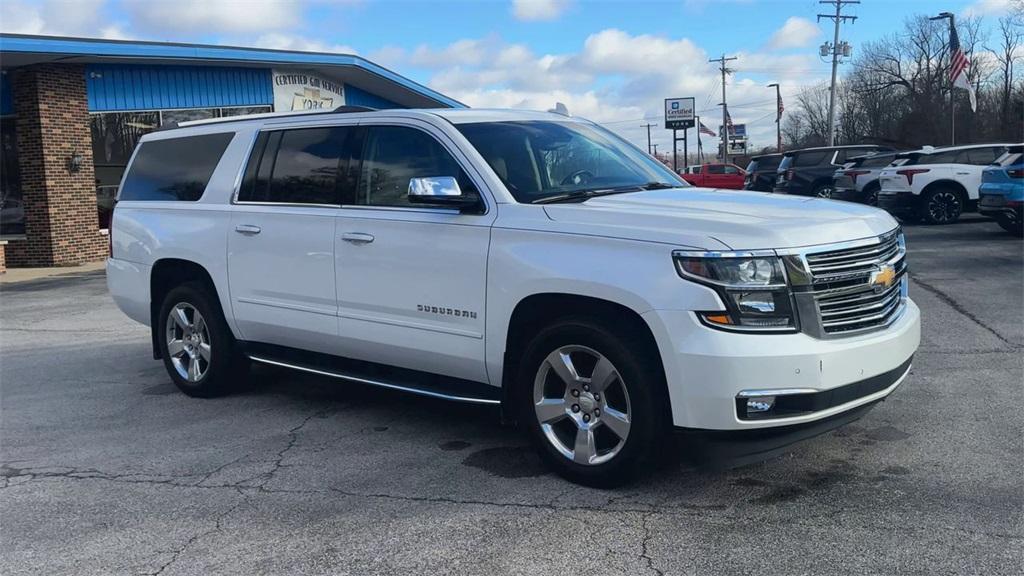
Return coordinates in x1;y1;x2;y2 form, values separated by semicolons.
927;191;961;223
533;345;632;466
166;303;211;382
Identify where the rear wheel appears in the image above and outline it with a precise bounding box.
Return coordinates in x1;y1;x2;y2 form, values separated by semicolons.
997;214;1024;237
157;282;246;397
862;182;880;206
518;318;667;487
812;184;834;199
919;186;964;224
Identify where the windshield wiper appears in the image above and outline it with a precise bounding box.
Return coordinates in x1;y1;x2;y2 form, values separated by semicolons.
639;182;677;190
532;186;647;204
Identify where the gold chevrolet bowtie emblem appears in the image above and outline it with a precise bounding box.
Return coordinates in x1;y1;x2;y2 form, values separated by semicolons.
870;265;896;292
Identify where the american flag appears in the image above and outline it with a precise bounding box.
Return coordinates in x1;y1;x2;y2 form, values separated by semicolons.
699;121;716;137
777;97;784;121
948;22;977;112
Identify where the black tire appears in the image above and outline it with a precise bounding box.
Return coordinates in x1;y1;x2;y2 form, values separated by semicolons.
157;281;246;398
996;215;1024;237
812;184;834;199
862;182;880;206
517;317;668;487
919;186;964;224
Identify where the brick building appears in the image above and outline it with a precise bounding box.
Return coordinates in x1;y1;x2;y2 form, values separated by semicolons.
0;34;463;271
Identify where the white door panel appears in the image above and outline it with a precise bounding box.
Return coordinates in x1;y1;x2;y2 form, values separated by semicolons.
335;210;491;383
228;206;339;353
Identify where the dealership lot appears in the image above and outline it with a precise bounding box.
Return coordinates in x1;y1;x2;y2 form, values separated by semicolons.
1;215;1021;576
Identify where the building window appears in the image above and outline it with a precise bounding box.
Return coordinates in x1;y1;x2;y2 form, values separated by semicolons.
89;106;271;228
1;116;23;239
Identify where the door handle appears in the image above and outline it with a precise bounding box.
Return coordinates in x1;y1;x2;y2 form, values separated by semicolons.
341;232;375;244
234;224;261;235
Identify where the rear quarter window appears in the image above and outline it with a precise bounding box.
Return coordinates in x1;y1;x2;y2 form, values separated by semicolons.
120;132;234;201
793;151;828;167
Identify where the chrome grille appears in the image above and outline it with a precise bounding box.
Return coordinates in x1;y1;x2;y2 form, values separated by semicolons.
805;233;901;281
790;230;908;337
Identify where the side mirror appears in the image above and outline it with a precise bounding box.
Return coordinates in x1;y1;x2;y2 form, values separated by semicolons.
408;176;479;210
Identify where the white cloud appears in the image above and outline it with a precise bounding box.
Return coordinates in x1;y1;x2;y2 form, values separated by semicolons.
122;0;303;34
0;0;110;36
254;33;357;55
383;29;827;152
962;0;1020;17
511;0;571;22
767;17;821;50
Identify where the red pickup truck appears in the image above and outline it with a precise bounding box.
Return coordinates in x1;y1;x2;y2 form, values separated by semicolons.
679;163;747;189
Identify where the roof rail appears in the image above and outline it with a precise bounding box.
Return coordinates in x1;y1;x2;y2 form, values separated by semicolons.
156;105;379;132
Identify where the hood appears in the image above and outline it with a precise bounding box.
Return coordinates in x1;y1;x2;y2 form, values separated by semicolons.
542;188;899;250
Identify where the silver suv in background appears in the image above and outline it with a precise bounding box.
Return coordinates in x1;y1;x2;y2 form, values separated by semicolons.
832;151;898;206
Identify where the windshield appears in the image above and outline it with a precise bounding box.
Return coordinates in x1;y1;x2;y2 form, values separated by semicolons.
455;120;687;203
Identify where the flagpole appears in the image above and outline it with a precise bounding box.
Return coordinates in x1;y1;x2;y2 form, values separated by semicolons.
931;11;956;146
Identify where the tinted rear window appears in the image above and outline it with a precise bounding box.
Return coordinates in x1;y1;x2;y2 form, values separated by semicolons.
793;151;828;167
860;154;896;168
121;133;234;201
750;156;781;171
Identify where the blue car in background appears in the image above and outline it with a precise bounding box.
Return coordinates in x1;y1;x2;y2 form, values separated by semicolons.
979;144;1024;237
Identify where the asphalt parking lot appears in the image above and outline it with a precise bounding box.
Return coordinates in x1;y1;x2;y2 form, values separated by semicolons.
2;214;1022;576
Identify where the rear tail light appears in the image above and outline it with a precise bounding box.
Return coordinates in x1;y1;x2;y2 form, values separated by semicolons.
845;169;870;183
897;168;930;185
1007;169;1023;178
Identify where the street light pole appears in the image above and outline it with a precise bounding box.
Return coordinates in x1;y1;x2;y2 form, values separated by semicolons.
767;83;782;151
929;12;955;145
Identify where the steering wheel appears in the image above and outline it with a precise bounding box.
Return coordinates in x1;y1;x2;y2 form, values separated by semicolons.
561;170;595;186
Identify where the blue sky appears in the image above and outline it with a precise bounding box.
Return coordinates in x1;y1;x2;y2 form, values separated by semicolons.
2;0;1017;151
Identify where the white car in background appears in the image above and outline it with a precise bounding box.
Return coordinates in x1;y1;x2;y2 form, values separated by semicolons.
877;143;1010;224
831;151;898;206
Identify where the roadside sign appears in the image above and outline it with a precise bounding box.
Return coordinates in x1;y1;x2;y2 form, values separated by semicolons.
718;123;747;137
664;97;695;130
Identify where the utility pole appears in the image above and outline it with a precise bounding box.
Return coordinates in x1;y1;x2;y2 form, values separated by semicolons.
652;143;659;157
818;0;858;147
709;54;737;164
767;83;782;151
643;123;655;154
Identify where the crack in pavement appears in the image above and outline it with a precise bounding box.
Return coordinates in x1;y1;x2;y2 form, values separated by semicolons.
910;273;1022;349
639;510;665;576
143;488;250;576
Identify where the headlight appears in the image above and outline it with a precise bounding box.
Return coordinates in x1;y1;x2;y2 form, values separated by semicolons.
673;250;797;332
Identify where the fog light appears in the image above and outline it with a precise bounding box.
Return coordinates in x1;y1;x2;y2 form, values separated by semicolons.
746;396;775;414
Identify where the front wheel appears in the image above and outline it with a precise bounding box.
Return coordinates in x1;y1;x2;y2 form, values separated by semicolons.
518;318;668;487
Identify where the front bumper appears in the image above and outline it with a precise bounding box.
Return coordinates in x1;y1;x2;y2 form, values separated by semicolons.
877;191;919;216
642;298;920;431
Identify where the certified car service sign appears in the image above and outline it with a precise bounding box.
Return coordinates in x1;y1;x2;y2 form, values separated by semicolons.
272;70;346;111
664;97;695;130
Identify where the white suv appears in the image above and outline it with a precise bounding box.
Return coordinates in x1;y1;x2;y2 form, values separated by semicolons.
107;108;920;486
877;143;1010;224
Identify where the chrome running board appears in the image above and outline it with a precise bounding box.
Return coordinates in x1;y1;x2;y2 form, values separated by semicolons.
248;354;501;406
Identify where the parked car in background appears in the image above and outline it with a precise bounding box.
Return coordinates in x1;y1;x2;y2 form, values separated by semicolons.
832;151;898;206
774;145;894;198
744;153;783;192
679;163;746;189
107;107;920;486
877;143;1010;224
978;144;1023;236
